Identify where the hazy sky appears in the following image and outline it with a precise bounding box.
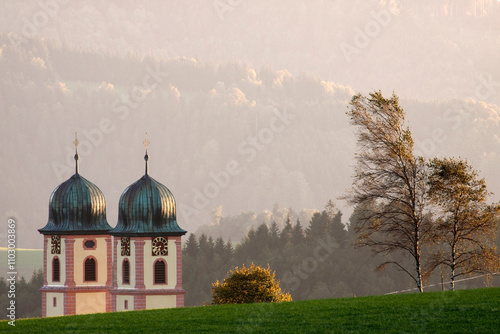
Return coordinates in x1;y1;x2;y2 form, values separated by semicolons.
1;0;500;248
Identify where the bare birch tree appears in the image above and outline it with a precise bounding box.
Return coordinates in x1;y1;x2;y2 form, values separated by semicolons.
344;91;431;292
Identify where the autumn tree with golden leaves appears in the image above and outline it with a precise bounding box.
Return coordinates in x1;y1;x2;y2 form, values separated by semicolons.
345;91;431;293
427;157;500;290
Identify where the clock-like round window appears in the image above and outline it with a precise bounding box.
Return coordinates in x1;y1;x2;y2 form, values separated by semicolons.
51;235;61;254
152;237;168;256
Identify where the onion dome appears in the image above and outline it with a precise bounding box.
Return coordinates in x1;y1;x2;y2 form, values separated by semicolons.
110;144;186;237
39;148;111;235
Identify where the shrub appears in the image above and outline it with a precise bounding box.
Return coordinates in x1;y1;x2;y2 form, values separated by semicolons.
212;263;292;304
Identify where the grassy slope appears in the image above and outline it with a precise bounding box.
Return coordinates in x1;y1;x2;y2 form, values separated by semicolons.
5;288;499;333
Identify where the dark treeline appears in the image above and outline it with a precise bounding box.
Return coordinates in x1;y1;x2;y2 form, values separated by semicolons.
182;203;499;306
182;205;410;306
0;269;42;319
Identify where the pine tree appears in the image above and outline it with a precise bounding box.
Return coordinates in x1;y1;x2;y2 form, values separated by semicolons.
214;237;226;257
291;219;305;244
305;211;329;241
280;215;293;247
269;221;280;247
184;233;199;257
325;200;347;247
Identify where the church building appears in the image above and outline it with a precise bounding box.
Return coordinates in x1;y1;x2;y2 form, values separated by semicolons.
38;135;187;317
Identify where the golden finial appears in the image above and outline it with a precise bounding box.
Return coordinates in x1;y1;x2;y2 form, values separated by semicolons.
144;132;150;152
144;133;150;175
74;132;80;174
74;132;80;153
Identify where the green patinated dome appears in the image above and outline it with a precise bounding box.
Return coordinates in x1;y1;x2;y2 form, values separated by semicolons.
110;154;186;237
39;162;112;235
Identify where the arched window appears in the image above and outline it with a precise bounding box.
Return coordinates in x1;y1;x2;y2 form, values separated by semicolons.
154;259;167;284
84;257;97;282
52;257;60;282
122;259;130;285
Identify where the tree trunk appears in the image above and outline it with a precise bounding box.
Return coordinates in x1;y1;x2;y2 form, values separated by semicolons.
415;227;423;293
450;268;455;291
450;245;456;291
416;261;423;293
450;224;457;291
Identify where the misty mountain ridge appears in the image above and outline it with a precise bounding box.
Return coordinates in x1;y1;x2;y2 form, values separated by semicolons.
1;0;500;102
1;0;499;247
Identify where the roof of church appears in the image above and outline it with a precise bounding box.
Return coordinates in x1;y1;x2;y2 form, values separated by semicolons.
109;149;186;237
39;153;112;235
40;134;186;237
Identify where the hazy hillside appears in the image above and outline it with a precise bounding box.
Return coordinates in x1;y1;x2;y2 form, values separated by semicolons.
0;0;499;102
1;37;499;248
1;0;499;247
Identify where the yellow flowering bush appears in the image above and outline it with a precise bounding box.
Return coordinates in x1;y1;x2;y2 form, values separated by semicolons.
212;263;292;304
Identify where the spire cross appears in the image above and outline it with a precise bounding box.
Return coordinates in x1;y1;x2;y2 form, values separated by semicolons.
73;132;80;174
144;133;150;153
144;133;150;175
74;132;80;153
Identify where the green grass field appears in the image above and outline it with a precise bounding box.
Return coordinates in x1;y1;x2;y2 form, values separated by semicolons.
4;287;499;333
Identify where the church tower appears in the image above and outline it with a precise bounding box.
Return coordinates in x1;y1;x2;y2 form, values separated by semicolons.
38;134;113;317
109;136;187;311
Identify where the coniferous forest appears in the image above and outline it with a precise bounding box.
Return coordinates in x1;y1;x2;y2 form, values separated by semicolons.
182;202;500;306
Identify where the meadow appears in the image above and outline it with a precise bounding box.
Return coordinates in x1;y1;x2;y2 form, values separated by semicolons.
5;287;499;333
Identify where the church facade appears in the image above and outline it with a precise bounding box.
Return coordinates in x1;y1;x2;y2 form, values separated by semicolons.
38;136;187;317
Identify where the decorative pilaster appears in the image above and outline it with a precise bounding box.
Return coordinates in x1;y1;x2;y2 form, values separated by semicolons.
174;236;182;290
64;292;76;315
175;236;184;307
43;236;48;285
112;238;118;288
64;237;75;288
134;239;145;290
105;236;113;286
41;291;46;317
176;294;184;308
112;237;118;312
106;235;113;312
41;235;48;317
134;295;146;310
